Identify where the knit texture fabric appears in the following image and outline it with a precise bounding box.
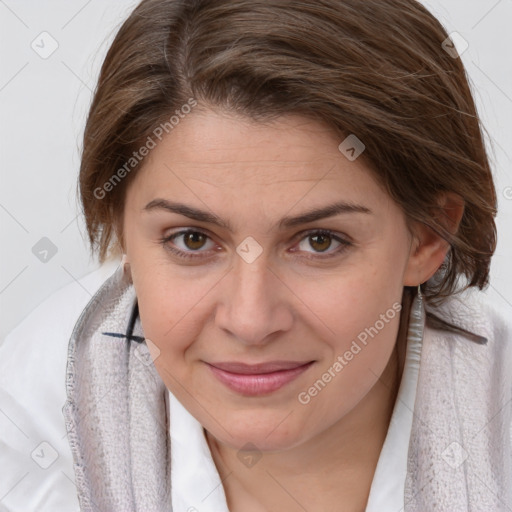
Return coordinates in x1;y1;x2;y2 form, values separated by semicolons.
63;267;171;511
63;266;512;511
404;293;512;510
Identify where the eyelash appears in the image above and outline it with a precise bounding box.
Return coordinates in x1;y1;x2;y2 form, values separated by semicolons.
159;228;352;262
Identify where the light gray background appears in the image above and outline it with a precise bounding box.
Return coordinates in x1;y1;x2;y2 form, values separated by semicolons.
1;0;511;343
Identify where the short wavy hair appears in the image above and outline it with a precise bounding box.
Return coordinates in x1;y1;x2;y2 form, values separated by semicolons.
78;0;497;305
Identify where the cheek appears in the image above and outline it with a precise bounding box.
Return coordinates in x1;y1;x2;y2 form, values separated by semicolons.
294;277;402;436
288;247;405;397
294;252;405;350
133;264;216;364
299;285;401;400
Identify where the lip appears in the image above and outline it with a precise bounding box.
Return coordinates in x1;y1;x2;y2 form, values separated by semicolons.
206;360;315;396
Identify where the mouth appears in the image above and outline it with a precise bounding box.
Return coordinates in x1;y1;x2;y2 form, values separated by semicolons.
206;360;315;396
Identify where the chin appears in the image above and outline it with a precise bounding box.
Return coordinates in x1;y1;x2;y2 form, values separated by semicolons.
205;407;314;452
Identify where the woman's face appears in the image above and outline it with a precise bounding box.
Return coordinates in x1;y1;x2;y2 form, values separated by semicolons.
122;109;421;451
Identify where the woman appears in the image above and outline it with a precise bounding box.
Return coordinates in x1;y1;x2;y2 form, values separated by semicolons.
6;0;512;510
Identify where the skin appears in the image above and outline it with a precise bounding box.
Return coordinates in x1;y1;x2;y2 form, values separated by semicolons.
121;107;463;511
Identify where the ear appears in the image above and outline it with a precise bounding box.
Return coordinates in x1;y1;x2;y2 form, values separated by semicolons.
403;192;465;287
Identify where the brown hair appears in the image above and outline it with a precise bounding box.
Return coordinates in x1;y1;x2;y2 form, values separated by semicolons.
79;0;497;304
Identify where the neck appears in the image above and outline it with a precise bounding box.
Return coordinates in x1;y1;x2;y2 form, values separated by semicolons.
207;288;413;512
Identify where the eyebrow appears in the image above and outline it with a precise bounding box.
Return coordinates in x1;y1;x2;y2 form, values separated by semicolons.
143;199;372;231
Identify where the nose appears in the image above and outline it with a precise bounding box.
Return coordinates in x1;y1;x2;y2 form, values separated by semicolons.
214;254;294;346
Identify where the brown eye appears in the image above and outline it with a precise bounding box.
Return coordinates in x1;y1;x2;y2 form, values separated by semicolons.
183;231;208;250
293;229;351;259
308;233;332;252
162;229;217;259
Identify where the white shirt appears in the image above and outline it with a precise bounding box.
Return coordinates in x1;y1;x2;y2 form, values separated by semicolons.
0;261;120;512
170;299;424;512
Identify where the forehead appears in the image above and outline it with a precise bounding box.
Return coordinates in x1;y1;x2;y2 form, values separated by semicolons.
122;109;407;238
131;108;381;194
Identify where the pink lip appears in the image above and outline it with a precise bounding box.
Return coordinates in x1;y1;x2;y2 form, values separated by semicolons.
206;361;314;396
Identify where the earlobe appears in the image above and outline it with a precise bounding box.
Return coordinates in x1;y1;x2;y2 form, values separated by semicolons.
121;253;133;283
403;192;464;286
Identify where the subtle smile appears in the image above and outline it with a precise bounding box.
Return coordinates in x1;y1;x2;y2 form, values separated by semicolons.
206;361;315;396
